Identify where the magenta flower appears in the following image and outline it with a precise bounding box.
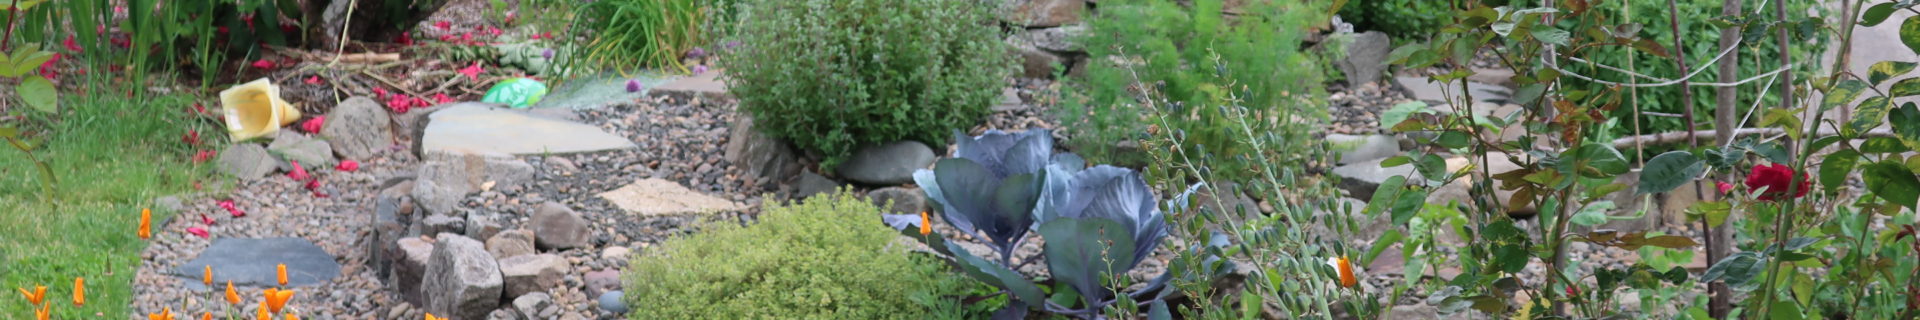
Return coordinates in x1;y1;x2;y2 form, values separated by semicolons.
200;213;216;226
288;161;311;181
63;36;82;52
692;64;708;75
434;93;454;104
457;62;485;81
186;227;209;239
372;87;390;98
250;59;275;70
542;49;554;59
336;160;360;172
625;79;643;93
219;200;246;218
301;116;325;134
687;47;706;59
305;76;322;85
435;21;451;30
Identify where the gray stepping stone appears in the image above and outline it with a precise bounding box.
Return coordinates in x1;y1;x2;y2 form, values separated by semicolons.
532;72;672;110
172;237;340;290
1395;76;1512;104
422;104;638;155
650;70;728;99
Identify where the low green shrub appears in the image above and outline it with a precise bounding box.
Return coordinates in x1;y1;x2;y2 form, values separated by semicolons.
623;192;981;319
722;0;1009;171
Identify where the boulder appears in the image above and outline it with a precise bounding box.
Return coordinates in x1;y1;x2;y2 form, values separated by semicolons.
412;152;537;215
267;130;336;169
1336;31;1392;87
1327;134;1401;165
584;269;622;298
531;202;591;250
600;246;632;262
419;214;467;237
217;143;279;180
391;237;435;305
1193;182;1261;221
486;229;539;259
498;254;568;299
321;97;394;160
866;187;928;215
725;111;802;188
410;179;462;217
370;194;409;280
1014;25;1086;52
487;308;521;320
1001;0;1085;27
513;292;554;319
793;170;842;199
1008;39;1066;79
466;211;504;241
421;233;502;320
836;140;936;185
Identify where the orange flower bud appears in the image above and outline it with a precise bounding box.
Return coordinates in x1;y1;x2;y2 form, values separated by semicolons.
138;208;153;240
18;285;46;305
203;265;214;286
72;277;84;306
224;281;241;305
1334;255;1357;288
276;264;288;286
918;212;932;236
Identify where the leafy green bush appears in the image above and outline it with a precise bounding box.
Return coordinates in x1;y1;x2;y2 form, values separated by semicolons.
623;192;981;319
1065;0;1328;183
1336;0;1513;37
722;0;1009;171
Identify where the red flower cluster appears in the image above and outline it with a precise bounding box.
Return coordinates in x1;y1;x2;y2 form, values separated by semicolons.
1745;163;1810;201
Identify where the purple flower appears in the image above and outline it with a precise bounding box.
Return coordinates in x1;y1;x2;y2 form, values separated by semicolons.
724;41;741;50
542;48;554;59
692;64;708;75
687;47;707;59
625;79;643;93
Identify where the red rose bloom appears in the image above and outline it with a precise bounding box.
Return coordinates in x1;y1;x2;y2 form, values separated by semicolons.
1744;163;1810;201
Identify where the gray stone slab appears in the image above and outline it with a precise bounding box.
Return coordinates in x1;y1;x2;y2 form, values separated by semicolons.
172;237;341;290
1395;76;1512;104
651;69;728;98
422;104;637;155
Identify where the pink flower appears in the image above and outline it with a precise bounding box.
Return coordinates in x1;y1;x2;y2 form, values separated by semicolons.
63;36;82;52
288;161;310;181
301;116;325;134
372;87;390;98
200;213;216;226
411;96;431;107
304;178;322;191
219;200;246;218
433;93;454;104
691;64;708;75
439;34;456;42
182;130;201;145
457;62;484;81
395;33;414;46
1716;181;1734;194
186;227;209;239
385;94;413;113
251;59;275;70
486;26;502;37
35;53;58;80
460;33;474;43
192;150;216;163
336;160;360;172
435;21;451;30
305;76;322;85
241;14;256;30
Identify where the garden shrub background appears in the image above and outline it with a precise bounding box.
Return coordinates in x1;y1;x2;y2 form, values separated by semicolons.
621;192;984;319
1064;0;1329;186
721;0;1010;171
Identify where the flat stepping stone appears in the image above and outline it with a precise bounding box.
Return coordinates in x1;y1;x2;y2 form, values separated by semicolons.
422;103;637;155
1395;76;1511;104
533;72;672;110
650;70;728;99
598;178;744;216
171;238;340;290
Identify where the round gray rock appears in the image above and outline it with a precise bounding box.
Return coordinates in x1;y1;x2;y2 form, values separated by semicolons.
836;140;935;185
321;96;393;161
599;290;628;314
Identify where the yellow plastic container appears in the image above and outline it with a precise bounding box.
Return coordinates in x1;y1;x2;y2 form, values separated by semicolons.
219;78;302;142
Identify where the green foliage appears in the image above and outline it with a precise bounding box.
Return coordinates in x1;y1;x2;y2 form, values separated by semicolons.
578;0;705;72
1066;0;1328;183
623;192;981;319
722;0;1008;171
1340;0;1458;37
1567;0;1825;141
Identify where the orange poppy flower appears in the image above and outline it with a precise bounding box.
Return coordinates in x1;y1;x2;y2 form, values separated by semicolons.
1333;255;1357;288
203;265;214;286
425;313;442;320
257;302;272;320
276;264;288;286
203;312;214;320
918;212;932;236
148;307;175;320
286;313;301;320
34;302;50;320
139;208;152;240
224;281;241;305
72;277;84;306
263;288;294;314
17;285;46;305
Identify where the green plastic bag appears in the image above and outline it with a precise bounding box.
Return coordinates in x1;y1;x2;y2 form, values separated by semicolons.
481;78;549;108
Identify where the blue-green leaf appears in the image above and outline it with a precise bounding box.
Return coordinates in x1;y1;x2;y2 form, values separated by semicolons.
947;240;1045;304
1041;217;1138;308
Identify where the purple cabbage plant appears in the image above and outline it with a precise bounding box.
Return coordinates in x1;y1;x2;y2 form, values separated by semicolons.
883;129;1222;319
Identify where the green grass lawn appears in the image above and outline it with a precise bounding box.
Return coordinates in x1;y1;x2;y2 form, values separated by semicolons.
1;82;214;318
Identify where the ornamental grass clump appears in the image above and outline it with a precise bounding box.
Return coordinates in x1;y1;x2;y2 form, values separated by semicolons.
722;0;1010;171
